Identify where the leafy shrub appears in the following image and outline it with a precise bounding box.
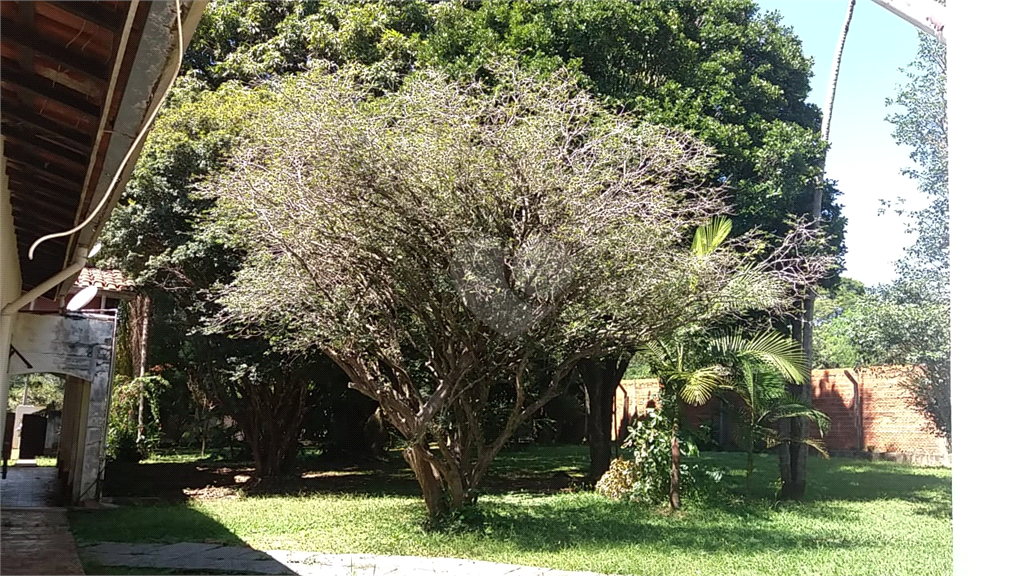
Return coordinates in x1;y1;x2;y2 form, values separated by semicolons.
107;374;168;461
595;457;637;499
614;408;724;504
108;428;145;463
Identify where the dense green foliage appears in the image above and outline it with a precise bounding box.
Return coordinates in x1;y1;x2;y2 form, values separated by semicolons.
107;375;169;462
616;409;722;503
6;374;64;412
181;0;844;260
884;34;947;295
201;63;828;520
99;0;845;495
97;85;341;476
646;330;829;491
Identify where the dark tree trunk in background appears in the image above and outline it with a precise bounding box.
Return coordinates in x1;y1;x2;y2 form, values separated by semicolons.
579;354;632;482
220;373;309;479
670;435;680;510
780;313;810;499
129;294;152;443
315;386;388;463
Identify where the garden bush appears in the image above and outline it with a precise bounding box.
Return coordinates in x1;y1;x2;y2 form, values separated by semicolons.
598;408;723;504
595;457;638;499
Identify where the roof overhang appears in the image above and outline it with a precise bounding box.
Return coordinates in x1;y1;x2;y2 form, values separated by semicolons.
1;0;207;298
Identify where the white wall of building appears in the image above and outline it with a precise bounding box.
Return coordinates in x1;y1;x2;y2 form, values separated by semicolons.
1;137;24;453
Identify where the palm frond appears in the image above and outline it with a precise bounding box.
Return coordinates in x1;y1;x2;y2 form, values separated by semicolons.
761;395;831;437
678;365;731;405
714;330;807;385
776;435;830;458
691;216;732;256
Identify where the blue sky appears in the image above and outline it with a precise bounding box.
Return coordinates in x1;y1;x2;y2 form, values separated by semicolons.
756;0;927;287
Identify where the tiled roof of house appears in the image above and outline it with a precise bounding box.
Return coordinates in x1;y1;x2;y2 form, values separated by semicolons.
73;268;134;293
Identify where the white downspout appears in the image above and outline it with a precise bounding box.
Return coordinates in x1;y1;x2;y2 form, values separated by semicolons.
1;247;89;317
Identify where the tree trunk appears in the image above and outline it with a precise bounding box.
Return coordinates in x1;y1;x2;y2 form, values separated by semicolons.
782;0;856;501
404;443;452;522
579;354;631;482
670;435;680;510
221;373;308;480
128;293;152;443
746;447;755;495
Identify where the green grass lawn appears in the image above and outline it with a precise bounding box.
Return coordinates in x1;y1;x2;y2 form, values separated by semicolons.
70;447;951;576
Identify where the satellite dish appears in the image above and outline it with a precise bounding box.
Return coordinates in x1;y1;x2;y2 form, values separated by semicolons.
88;243;102;258
66;285;98;312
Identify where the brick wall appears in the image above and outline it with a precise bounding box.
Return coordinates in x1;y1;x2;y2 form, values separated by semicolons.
612;378;660;442
617;365;950;459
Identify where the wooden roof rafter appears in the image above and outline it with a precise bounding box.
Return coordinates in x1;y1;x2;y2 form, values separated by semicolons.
2;0;208;296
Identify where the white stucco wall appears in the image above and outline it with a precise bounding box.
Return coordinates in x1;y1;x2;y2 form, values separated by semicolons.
2;137;24;452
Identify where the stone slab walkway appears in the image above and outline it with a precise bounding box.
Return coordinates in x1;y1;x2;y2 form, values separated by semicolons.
79;542;614;576
1;509;85;575
1;464;61;508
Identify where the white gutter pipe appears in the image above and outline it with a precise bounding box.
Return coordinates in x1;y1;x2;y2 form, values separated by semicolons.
870;0;947;44
1;246;88;316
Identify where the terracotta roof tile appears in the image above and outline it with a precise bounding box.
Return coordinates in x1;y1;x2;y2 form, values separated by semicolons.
73;268;134;293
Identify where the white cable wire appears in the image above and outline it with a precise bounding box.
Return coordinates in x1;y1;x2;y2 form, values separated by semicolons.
28;0;185;260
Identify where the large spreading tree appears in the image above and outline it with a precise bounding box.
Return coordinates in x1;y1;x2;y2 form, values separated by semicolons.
203;66;828;520
106;0;845;488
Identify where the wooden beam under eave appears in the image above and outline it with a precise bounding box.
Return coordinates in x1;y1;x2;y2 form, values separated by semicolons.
46;1;123;34
2;124;91;165
1;107;93;154
7;178;83;211
2;143;88;180
11;204;78;230
0;21;110;89
0;57;103;119
3;161;85;193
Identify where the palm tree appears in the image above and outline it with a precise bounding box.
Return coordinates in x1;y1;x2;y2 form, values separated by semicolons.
647;331;831;494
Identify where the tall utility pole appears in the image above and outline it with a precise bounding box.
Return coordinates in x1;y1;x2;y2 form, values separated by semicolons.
782;0;858;501
782;0;948;500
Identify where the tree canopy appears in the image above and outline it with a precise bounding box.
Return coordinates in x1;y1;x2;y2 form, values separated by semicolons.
181;0;845;263
201;65;828;520
97;0;847;509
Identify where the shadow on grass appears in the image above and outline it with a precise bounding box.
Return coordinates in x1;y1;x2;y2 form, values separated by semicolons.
701;452;950;510
101;447;950;524
71;506;299;574
102;446;595;503
70;504;249;546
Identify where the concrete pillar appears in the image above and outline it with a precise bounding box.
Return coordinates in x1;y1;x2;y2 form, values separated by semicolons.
73;377;91;502
1;136;23;454
44;408;61;456
57;379;83;500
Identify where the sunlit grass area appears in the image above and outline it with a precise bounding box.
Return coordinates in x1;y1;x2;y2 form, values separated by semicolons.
70;447;951;576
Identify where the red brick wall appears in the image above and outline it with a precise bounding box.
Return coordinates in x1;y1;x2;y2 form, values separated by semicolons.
612;378;660;442
809;369;860;451
618;366;949;458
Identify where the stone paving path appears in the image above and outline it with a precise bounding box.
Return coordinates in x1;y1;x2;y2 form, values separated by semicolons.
1;509;85;575
0;463;61;508
1;464;85;575
79;542;614;576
